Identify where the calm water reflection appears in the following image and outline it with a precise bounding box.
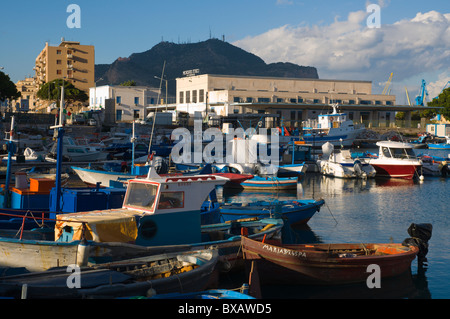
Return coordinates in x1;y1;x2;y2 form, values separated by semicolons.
220;159;449;298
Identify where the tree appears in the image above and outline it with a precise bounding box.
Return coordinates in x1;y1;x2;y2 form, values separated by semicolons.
0;71;21;102
36;79;88;104
120;80;137;86
428;87;450;121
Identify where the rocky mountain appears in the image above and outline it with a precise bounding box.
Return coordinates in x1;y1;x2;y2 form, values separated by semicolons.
95;39;318;95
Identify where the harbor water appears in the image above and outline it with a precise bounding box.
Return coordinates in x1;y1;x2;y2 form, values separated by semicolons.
218;148;449;299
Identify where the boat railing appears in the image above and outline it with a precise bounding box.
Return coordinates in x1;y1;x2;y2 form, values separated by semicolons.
0;211;88;241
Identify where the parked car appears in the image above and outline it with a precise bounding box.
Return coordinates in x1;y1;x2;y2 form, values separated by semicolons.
73;115;86;125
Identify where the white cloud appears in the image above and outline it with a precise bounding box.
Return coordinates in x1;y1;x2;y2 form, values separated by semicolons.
233;10;450;98
427;73;450;100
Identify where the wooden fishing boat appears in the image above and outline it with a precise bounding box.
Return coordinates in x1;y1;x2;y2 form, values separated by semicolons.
0;248;219;299
219;198;325;226
242;236;420;285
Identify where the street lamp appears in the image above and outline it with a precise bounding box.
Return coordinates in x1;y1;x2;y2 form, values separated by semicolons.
154;75;168;111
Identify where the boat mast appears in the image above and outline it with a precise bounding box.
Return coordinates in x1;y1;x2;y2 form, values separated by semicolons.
49;80;65;213
3;116;15;208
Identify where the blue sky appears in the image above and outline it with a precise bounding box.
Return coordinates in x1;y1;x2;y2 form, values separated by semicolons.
1;0;449;104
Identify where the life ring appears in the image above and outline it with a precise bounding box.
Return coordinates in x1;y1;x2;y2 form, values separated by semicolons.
330;117;334;121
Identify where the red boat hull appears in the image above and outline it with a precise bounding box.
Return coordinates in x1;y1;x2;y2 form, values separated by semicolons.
212;173;254;185
370;163;421;179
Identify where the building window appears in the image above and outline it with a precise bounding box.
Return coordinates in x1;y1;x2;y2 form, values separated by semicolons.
375;100;381;105
147;97;155;104
199;89;205;103
290;98;297;103
186;91;191;103
298;98;303;103
134;97;140;105
386;101;392;105
233;97;241;103
348;100;355;104
57;50;61;55
134;110;140;119
56;70;62;75
116;110;122;121
246;97;253;103
258;97;270;103
360;100;372;105
116;96;122;104
179;91;184;104
56;60;62;65
192;90;197;103
313;99;320;104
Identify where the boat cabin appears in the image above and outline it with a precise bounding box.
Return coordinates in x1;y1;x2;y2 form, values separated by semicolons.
55;173;228;246
376;141;417;160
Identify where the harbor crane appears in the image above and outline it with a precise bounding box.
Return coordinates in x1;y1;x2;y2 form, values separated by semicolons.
433;81;450;100
382;72;393;95
415;79;429;106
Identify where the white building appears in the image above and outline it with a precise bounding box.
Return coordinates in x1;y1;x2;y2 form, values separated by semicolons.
89;85;162;122
176;74;400;128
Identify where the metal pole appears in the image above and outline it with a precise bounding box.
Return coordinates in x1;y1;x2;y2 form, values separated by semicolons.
54;83;65;212
3;116;15;208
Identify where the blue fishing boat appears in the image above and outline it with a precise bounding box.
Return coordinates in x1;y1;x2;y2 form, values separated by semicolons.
219;198;325;226
427;136;450;150
0;168;283;273
240;175;299;190
212;163;300;190
146;288;255;299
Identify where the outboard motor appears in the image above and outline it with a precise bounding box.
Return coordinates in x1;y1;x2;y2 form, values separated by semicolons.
321;142;334;160
402;223;433;266
353;159;366;178
440;161;448;177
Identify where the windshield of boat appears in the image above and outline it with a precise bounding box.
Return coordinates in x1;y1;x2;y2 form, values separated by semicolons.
124;181;158;210
390;147;416;159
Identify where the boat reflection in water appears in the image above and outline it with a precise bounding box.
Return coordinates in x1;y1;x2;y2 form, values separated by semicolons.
259;269;429;299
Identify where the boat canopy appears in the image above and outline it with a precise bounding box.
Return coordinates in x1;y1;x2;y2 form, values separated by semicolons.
376;141;417;159
55;209;139;242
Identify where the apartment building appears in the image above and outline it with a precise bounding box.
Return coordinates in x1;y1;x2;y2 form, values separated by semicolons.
14;77;39;112
33;38;95;112
89;85;163;122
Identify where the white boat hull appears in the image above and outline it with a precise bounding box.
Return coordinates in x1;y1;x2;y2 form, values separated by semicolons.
72;166;136;187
